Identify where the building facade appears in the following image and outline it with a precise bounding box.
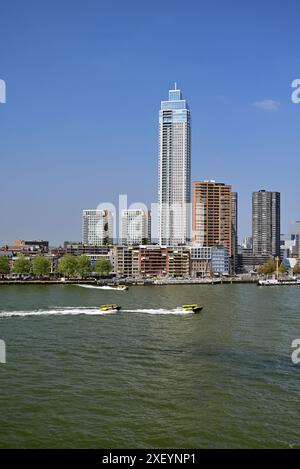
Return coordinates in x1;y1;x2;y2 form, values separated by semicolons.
231;192;238;272
211;245;229;275
113;246;140;278
252;190;280;258
166;247;190;278
82;210;113;246
237;248;271;273
296;234;300;260
121;209;150;245
139;246;168;277
190;246;212;277
193;180;234;256
158;85;191;246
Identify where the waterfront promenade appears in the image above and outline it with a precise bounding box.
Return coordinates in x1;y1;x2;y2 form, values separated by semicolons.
0;277;261;285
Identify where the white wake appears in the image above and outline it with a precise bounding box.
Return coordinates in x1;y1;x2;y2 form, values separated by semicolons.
74;284;126;291
0;307;195;318
122;308;194;315
0;307;117;318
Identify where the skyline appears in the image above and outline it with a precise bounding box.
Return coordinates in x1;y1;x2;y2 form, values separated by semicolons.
0;0;300;245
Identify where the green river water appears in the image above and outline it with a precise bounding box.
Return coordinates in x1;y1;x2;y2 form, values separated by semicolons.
0;284;299;448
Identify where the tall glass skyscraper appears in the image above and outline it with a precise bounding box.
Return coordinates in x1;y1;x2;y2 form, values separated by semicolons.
158;85;191;246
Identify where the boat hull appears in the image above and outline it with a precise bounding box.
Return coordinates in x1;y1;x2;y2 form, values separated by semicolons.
182;305;203;313
99;305;121;312
192;307;203;313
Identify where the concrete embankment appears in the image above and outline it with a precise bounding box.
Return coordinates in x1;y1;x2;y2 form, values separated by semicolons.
0;278;258;285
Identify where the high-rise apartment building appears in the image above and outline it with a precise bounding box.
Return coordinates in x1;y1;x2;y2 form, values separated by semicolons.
158;85;191;246
121;209;150;245
252;190;280;257
231;192;238;272
296;233;300;259
193;181;234;257
82;210;113;246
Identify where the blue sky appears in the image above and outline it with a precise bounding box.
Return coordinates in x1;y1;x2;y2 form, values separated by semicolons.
0;0;299;245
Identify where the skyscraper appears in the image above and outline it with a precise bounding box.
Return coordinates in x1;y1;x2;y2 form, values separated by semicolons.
158;84;191;246
193;181;234;257
252;190;280;257
231;192;238;272
82;210;113;246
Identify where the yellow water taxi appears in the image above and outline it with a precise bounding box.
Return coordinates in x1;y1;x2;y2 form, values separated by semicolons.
116;285;128;291
182;304;203;313
99;304;121;312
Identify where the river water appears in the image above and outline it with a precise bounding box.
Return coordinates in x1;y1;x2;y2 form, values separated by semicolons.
0;284;299;448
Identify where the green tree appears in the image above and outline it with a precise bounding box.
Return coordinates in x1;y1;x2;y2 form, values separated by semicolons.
293;264;300;275
57;255;78;278
12;256;32;275
76;255;91;278
258;261;276;275
32;256;51;276
0;256;10;275
93;258;112;276
279;261;286;275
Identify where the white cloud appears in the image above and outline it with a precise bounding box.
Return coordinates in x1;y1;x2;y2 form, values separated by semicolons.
253;99;280;111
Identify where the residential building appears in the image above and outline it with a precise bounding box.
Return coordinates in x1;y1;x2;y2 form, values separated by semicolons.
231;192;238;272
113;246;139;278
211;245;229;275
296;234;300;259
14;240;49;253
82;210;113;246
158;84;191;246
166;247;190;277
193;181;236;272
121;209;150;245
65;243;110;257
190;246;212;277
1;240;49;255
139;246;168;277
252;190;280;258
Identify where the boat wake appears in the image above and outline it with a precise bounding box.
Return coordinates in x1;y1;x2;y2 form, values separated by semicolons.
74;284;125;291
0;307;117;318
0;307;195;318
122;308;194;315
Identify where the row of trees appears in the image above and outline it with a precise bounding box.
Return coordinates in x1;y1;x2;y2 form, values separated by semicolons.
57;255;112;278
0;255;112;278
257;261;300;275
